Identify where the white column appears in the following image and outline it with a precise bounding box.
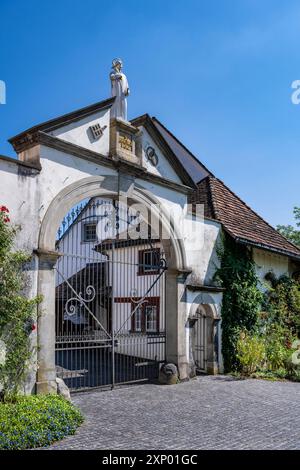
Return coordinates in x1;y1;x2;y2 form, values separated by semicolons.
36;250;60;394
165;270;189;380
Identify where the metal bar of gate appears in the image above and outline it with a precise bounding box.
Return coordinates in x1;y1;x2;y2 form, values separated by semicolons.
114;267;166;337
111;233;115;389
55;265;111;339
55;196;167;392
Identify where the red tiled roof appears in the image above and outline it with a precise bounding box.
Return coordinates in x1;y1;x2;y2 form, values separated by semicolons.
190;176;300;260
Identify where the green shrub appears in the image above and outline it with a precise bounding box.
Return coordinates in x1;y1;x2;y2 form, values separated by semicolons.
0;395;83;449
214;235;263;371
262;274;300;338
263;324;291;371
0;206;41;400
236;331;265;376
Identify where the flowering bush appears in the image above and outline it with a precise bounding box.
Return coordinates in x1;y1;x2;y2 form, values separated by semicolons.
0;205;10;224
0;206;40;401
0;395;83;449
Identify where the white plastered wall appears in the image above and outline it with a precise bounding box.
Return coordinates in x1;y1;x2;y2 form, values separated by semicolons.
253;247;290;290
51;108;110;155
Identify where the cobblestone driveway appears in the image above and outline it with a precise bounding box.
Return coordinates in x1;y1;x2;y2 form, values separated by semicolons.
48;376;300;450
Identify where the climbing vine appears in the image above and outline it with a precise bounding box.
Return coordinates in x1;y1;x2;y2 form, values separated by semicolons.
0;206;40;401
214;234;263;372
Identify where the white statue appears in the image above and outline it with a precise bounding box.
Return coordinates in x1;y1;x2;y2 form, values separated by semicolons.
110;58;130;121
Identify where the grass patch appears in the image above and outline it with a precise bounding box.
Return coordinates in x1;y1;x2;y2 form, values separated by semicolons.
0;395;83;449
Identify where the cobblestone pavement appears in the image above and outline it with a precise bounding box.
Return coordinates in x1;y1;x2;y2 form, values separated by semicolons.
47;376;300;450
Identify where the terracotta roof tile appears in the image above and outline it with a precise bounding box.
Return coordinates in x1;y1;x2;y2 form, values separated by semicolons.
190;176;300;260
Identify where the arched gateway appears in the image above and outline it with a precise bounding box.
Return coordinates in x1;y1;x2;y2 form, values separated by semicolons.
1;59;257;396
1;60;299;396
36;177;188;392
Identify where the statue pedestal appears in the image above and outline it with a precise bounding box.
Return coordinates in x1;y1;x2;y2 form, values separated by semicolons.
110;118;142;166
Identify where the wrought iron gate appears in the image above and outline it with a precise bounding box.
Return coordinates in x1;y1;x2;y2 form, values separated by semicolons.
193;310;207;373
55;198;166;391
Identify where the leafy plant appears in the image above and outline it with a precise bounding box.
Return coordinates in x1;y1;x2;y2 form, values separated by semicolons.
256;274;300;378
0;395;83;449
262;274;300;337
236;331;265;376
277;206;300;248
214;235;263;371
0;206;40;401
264;327;290;371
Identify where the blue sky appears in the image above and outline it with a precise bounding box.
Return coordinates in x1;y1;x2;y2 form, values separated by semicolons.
0;0;299;227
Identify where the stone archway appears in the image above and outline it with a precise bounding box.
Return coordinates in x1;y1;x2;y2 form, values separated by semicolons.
36;175;189;393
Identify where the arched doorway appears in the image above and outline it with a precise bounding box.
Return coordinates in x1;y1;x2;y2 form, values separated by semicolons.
192;306;207;373
188;300;221;376
36;175;189;393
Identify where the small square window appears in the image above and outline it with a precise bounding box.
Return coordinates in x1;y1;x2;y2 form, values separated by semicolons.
89;123;107;140
83;223;97;242
138;249;160;275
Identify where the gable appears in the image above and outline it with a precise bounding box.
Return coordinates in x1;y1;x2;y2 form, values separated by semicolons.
131;114;196;189
10;101;196;190
139;127;182;184
9;97;115;155
152;117;212;183
50;107;110;156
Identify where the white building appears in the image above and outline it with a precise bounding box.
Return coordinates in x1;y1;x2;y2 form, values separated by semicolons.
0;65;299;393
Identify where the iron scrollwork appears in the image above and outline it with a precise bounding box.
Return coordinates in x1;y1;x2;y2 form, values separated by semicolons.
65;285;96;317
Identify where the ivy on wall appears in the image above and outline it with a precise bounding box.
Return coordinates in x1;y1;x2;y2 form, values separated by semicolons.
214;234;263;372
0;206;40;401
262;272;300;338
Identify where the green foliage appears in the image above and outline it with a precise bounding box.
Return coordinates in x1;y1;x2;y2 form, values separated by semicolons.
261;274;300;379
0;207;40;400
235;274;300;378
277;206;300;248
214;235;263;371
262;274;300;337
0;395;83;449
263;324;291;371
216;233;300;380
236;331;265;376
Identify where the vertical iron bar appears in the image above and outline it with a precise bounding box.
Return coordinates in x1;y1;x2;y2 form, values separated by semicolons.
111;238;115;389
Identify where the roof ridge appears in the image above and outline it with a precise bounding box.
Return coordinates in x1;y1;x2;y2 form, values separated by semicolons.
151;116;214;177
130;114;196;189
206;176;220;221
9;96;116;146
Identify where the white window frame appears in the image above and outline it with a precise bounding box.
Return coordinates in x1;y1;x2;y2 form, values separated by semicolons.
145;305;157;333
134;306;142;332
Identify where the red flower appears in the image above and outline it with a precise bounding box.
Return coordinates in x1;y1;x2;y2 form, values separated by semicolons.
3;216;10;223
0;206;9;213
31;324;36;331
